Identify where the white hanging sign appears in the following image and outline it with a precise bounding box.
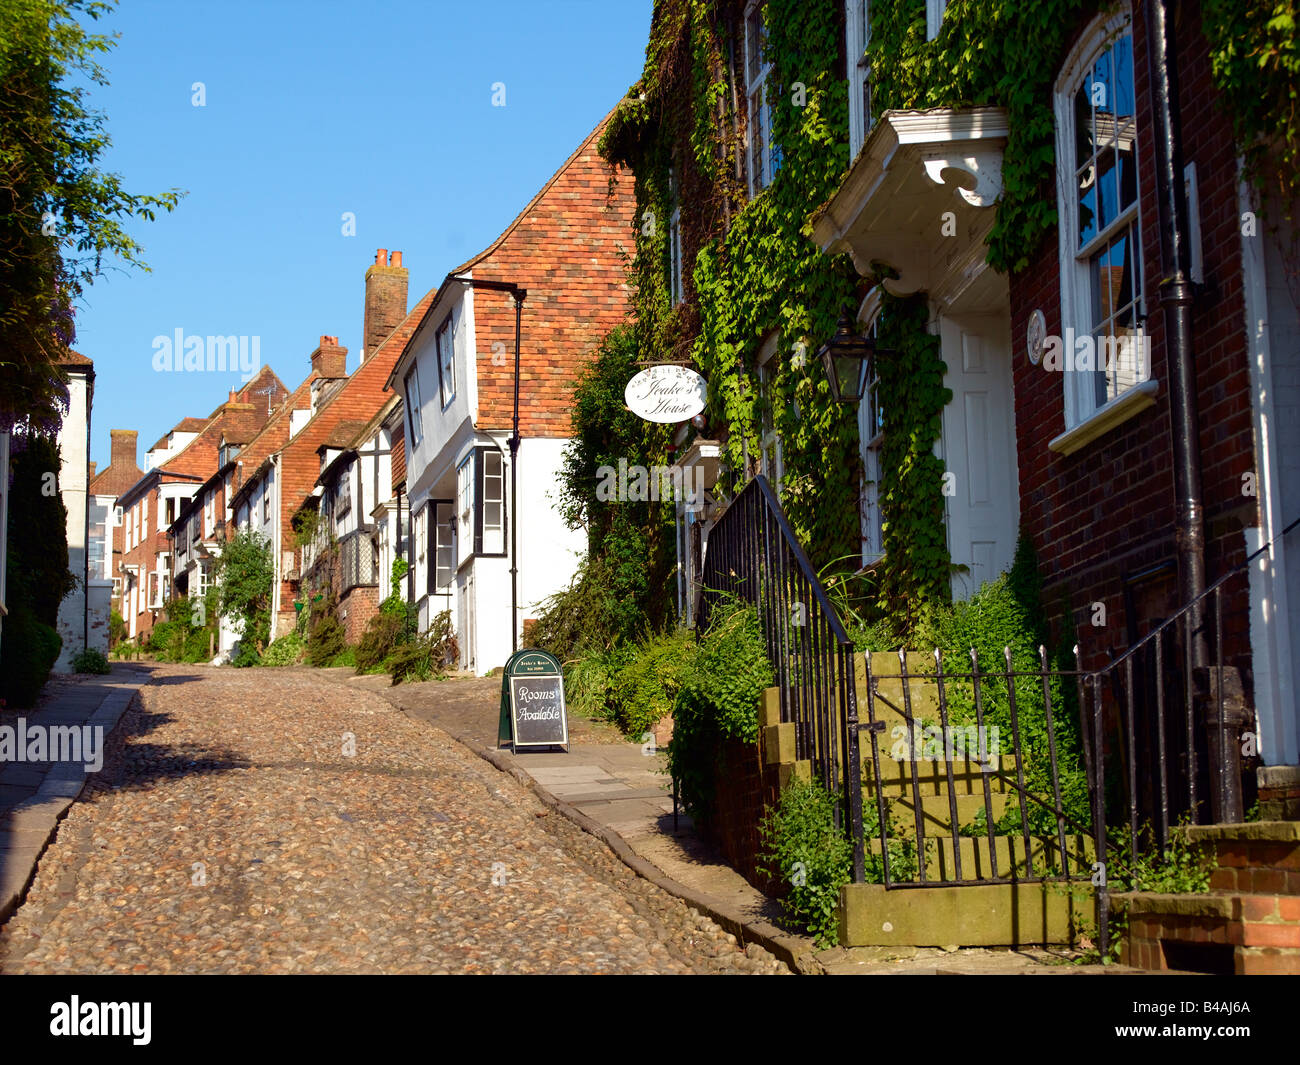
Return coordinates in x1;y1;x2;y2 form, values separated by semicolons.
624;364;708;423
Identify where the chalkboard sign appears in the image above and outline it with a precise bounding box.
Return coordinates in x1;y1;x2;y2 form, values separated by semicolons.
498;649;568;750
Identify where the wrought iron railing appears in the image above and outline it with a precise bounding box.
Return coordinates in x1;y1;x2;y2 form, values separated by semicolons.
697;475;858;799
700;472;1283;958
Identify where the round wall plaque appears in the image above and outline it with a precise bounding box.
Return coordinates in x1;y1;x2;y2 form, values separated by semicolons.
1026;309;1047;365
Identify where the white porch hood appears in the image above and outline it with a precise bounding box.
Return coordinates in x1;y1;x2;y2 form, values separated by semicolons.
812;107;1010;313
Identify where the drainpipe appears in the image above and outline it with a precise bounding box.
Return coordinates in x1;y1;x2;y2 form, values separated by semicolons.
1146;0;1241;820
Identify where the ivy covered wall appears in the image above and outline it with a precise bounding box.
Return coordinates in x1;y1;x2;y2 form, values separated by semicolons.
581;0;1295;640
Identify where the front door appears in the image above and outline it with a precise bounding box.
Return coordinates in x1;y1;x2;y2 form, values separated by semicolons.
937;312;1020;600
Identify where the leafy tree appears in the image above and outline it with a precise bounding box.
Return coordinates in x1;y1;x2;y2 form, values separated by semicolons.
0;0;182;431
214;528;273;666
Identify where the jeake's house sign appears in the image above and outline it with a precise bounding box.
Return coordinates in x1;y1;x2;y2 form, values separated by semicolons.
624;364;708;423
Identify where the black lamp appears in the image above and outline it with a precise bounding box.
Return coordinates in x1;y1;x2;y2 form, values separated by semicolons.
816;312;885;404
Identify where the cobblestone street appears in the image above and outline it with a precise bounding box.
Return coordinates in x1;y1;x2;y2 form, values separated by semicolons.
0;666;788;974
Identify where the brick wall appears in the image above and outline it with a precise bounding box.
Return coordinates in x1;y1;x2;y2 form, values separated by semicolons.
341;585;379;644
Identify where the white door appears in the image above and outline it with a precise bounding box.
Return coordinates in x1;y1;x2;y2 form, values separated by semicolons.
937;312;1020;600
458;569;476;673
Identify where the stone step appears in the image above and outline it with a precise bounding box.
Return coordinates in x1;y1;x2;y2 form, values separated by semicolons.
867;832;1095;881
862;754;1018;796
884;792;1008;833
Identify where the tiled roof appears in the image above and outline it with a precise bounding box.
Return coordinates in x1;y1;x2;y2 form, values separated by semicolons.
55;349;94;367
318;420;368;451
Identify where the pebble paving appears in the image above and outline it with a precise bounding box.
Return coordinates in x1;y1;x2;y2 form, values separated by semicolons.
0;665;789;975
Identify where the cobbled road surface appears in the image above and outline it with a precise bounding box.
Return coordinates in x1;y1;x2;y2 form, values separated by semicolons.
0;665;788;975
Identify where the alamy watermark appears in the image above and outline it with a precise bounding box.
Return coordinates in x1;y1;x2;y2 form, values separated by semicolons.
1039;328;1150;377
0;718;104;772
152;328;261;381
890;722;1000;767
596;458;705;511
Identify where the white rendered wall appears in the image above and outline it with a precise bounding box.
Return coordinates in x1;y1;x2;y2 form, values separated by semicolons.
54;372;90;671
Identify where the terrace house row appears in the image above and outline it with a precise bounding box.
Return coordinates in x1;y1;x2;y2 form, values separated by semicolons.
116;367;287;644
225;251;430;648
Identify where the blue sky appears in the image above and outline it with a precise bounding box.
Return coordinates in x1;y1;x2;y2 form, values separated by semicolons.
76;0;652;470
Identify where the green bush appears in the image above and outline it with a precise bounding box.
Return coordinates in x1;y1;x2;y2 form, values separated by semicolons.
306;613;346;667
182;628;212;662
605;628;696;738
0;605;62;707
71;647;111;674
758;777;853;948
563;645;637;721
355;611;407;674
109;610;126;648
669;597;774;827
326;645;357;669
386;610;458;684
259;632;305;667
215;529;273;665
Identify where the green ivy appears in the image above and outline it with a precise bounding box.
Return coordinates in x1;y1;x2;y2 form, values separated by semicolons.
1202;0;1299;222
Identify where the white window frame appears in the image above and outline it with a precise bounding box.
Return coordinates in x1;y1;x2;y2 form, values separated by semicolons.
480;450;505;556
262;480;272;523
1053;10;1150;436
436;318;456;409
114;504;123;526
204;495;214;537
414;504;428;598
456;454;474;568
668;166;684;306
434;500;455;593
743;1;777;197
142;494;149;539
846;0;874;160
404;364;424;445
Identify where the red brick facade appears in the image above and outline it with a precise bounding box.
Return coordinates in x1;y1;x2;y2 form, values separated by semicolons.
1010;5;1256;677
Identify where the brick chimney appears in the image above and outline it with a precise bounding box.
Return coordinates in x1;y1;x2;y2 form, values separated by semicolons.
363;248;409;360
89;461;97;480
311;335;348;379
110;429;138;468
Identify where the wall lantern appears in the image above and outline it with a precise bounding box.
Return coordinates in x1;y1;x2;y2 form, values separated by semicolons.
816;312;890;404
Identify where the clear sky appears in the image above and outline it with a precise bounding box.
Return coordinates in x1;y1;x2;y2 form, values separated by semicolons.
75;0;653;471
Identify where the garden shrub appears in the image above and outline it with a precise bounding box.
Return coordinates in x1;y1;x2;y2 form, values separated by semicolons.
0;605;62;707
259;632;305;667
563;644;638;722
604;628;697;738
758;777;853;948
71;647;111;674
355;611;406;674
386;610;458;684
306;611;346;667
215;529;274;666
669;597;774;828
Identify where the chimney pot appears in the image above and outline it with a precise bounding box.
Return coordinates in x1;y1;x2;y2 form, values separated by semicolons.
362;249;410;362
